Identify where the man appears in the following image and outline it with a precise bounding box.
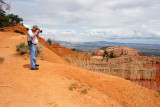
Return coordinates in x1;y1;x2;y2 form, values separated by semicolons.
28;25;40;70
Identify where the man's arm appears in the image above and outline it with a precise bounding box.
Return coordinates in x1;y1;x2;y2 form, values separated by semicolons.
37;33;39;38
31;30;39;39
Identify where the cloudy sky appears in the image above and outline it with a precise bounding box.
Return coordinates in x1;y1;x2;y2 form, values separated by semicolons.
7;0;160;44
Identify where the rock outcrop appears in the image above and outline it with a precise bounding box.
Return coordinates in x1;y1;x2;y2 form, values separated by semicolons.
72;46;160;90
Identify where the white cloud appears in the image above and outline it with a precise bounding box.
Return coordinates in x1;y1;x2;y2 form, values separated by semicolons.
24;24;31;29
8;0;160;44
39;27;160;44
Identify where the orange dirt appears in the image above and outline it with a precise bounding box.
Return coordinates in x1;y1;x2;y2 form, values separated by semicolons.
1;24;28;34
0;32;160;107
38;37;81;57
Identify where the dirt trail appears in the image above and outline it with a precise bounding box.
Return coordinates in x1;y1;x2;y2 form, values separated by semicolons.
0;32;160;107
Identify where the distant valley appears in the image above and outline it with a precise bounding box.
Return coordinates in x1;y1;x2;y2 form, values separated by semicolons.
52;41;160;56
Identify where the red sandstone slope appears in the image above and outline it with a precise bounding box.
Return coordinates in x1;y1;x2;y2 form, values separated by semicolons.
1;24;28;34
38;37;81;57
0;32;160;107
1;24;80;58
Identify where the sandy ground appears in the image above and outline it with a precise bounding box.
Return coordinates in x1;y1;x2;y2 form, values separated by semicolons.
0;32;160;107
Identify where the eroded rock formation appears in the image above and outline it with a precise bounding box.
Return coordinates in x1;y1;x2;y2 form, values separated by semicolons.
66;46;160;90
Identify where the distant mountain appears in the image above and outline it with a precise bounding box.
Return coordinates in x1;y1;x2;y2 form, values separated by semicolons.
52;41;160;56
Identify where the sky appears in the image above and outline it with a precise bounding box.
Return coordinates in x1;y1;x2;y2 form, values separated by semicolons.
6;0;160;44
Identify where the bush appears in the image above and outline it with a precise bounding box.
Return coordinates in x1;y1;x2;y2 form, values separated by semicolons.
16;43;29;54
156;89;160;94
103;50;108;58
71;48;76;51
100;46;111;50
71;48;84;52
0;28;4;31
81;89;87;94
14;30;25;35
37;45;43;54
40;55;45;60
91;52;95;56
0;57;4;63
26;28;29;30
109;51;116;58
47;38;52;45
120;50;124;56
68;86;73;91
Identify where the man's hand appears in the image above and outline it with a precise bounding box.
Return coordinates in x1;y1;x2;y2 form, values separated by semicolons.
36;30;40;38
36;29;40;33
31;30;39;39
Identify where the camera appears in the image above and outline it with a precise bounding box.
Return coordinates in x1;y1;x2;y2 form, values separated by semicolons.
37;29;42;33
40;30;42;33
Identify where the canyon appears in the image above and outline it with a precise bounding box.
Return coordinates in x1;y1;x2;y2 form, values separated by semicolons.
65;46;160;90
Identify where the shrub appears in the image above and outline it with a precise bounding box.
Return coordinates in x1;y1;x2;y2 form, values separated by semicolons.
109;51;116;58
120;49;124;55
47;38;52;45
0;57;4;63
68;83;78;91
123;102;126;107
103;50;108;58
81;89;87;94
91;52;95;56
156;89;160;94
16;43;29;54
71;48;84;52
40;55;45;60
71;48;76;51
89;85;93;88
100;46;111;50
37;45;43;54
26;28;29;30
0;28;4;31
68;86;73;91
14;30;25;35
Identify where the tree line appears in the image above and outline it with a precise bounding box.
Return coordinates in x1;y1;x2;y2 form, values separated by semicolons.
0;0;23;28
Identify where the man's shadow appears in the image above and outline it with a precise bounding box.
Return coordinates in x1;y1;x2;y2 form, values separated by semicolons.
23;64;30;69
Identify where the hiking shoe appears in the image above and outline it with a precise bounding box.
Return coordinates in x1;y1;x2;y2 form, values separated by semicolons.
35;64;39;66
31;68;39;70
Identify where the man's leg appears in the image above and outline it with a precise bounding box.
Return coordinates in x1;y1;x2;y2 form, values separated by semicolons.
30;44;36;69
34;46;37;65
35;47;39;67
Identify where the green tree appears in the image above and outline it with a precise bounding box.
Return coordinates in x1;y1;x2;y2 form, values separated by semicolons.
71;48;76;51
0;1;23;28
109;51;116;58
120;49;124;56
0;11;23;27
103;50;108;58
0;0;10;27
91;52;95;56
0;0;10;10
47;39;52;45
8;13;23;24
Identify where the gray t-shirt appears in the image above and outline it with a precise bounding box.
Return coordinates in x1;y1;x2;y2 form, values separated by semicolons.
27;30;38;44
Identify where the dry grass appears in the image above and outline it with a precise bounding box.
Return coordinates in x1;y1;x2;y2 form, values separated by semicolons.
0;57;4;63
68;86;73;91
40;55;45;60
81;89;87;94
156;90;160;94
16;42;29;55
37;45;44;54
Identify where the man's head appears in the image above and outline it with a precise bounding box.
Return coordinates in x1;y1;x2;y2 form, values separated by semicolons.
32;25;39;32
